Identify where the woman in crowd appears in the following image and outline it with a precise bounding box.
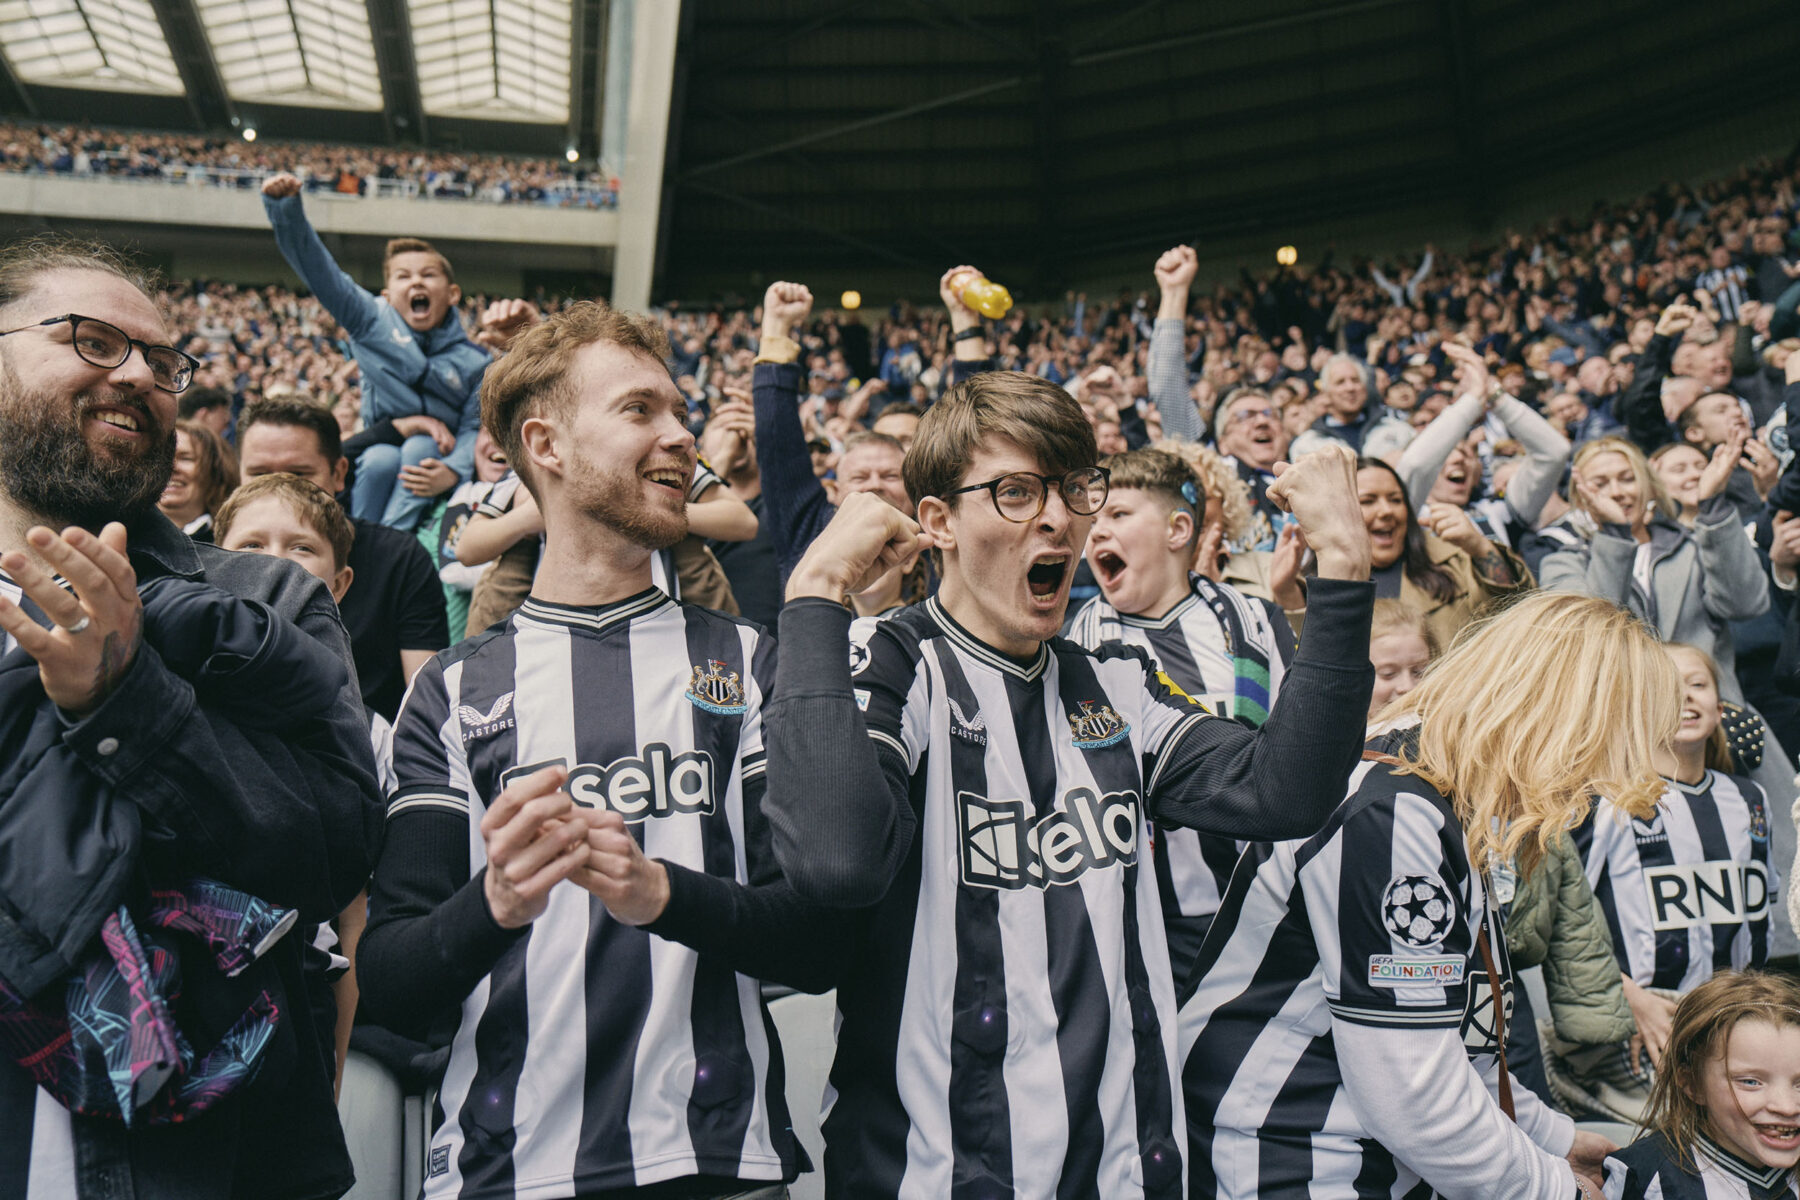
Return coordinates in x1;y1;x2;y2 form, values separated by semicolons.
1570;645;1779;1109
158;418;239;542
1398;342;1572;550
1356;455;1532;648
1182;591;1669;1198
1539;437;1768;702
1649;440;1719;527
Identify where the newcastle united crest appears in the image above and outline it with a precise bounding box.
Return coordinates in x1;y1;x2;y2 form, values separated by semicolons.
686;659;748;715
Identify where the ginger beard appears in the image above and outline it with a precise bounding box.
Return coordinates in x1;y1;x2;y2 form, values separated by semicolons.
563;439;691;552
0;355;174;531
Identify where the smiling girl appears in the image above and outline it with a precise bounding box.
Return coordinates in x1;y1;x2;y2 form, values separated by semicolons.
1603;971;1800;1198
1570;645;1780;1119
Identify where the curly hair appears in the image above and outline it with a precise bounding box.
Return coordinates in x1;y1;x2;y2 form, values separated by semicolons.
1151;438;1255;548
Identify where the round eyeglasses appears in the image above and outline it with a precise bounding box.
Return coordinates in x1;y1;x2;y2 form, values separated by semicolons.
944;466;1111;523
0;314;199;393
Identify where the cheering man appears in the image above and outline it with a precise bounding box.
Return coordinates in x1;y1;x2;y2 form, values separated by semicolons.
0;239;379;1199
359;302;829;1200
764;368;1375;1197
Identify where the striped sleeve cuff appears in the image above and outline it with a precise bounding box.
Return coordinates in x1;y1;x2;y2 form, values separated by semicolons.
1328;1000;1464;1030
388;785;472;820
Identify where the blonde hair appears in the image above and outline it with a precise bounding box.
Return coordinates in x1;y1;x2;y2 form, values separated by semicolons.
1664;642;1733;774
1571;436;1678;523
1640;971;1800;1168
1377;591;1677;875
1152;438;1255;548
1371;599;1439;660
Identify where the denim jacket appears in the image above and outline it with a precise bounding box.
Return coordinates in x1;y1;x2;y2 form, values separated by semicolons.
263;191;488;484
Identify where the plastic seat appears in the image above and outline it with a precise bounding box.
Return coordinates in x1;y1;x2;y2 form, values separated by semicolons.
338;1048;408;1200
768;989;838;1200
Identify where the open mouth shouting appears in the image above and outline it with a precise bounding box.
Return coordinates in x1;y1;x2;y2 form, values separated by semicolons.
1026;552;1070;601
409;289;433;320
1090;546;1127;592
1367;518;1399;556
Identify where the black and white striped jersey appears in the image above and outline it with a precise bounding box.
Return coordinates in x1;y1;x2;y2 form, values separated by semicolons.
1604;1132;1798;1199
1180;730;1518;1198
1573;772;1776;993
375;588;801;1199
830;596;1211;1199
1067;576;1295;981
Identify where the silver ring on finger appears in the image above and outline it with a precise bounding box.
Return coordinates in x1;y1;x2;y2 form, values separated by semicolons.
62;615;90;635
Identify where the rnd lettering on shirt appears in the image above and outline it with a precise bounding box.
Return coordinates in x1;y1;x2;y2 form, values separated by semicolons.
958;786;1141;890
501;745;716;821
1644;860;1771;930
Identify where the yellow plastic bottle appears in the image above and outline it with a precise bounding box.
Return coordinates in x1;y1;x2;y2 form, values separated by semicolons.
960;276;1013;320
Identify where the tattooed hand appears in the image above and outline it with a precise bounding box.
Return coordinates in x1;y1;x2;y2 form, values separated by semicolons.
0;523;143;715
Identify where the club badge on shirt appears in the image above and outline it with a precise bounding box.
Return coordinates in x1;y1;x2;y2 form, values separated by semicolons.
686;660;747;715
1068;700;1130;749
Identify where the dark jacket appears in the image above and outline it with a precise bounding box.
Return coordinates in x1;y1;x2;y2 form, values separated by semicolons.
0;512;383;1200
0;574;348;1000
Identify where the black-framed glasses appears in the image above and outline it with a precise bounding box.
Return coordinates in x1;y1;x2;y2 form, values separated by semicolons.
0;314;199;393
945;466;1110;523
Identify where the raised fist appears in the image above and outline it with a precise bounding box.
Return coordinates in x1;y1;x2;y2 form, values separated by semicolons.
476;298;541;353
1154;245;1199;292
762;282;814;338
261;172;302;199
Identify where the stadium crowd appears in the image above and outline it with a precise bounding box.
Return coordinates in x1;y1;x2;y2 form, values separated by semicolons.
2;145;1800;1200
0;120;620;207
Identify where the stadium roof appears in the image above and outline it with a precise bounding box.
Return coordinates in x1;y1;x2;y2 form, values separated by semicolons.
0;0;604;153
655;0;1800;297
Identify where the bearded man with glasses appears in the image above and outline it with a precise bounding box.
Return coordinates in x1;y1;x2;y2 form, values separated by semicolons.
751;366;1377;1198
0;237;380;1200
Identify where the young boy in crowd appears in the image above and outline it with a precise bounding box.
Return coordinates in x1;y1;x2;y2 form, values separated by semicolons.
1066;447;1297;982
214;473;389;1095
429;428;513;639
261;171;489;531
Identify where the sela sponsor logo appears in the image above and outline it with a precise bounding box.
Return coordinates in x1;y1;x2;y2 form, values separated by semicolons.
1368;954;1466;988
1067;700;1131;749
957;787;1140;890
686;659;747;715
948;697;987;746
1644;860;1770;931
456;691;515;741
501;745;716;822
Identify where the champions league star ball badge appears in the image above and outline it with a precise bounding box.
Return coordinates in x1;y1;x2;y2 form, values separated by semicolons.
1382;875;1455;949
